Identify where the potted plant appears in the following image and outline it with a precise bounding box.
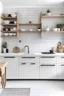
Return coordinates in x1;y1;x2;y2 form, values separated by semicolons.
56;24;64;31
2;42;7;53
47;9;51;16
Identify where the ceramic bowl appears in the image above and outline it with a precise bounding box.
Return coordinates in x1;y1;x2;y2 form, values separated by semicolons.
21;29;25;31
30;29;33;31
4;20;9;24
9;33;13;36
4;33;8;36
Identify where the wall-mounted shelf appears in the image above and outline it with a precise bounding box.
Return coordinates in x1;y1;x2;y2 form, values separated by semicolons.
1;24;17;26
1;31;17;32
41;15;64;18
1;17;17;20
19;23;41;25
19;30;41;32
2;35;17;37
42;30;64;33
1;12;19;38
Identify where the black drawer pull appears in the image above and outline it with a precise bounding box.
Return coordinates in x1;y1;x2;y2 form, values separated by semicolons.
30;63;35;65
61;57;64;58
22;57;35;58
61;65;64;66
21;63;26;65
40;65;55;66
4;57;15;58
41;57;55;58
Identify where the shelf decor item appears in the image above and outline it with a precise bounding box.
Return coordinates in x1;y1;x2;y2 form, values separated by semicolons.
57;42;64;53
45;26;50;31
2;42;7;53
47;9;51;16
56;24;64;31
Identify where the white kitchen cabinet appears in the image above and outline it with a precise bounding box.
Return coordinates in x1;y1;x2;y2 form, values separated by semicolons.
19;62;39;79
4;56;18;79
58;64;64;79
19;56;39;79
58;56;64;79
40;56;56;64
40;64;57;79
19;56;39;63
0;57;4;61
39;56;57;79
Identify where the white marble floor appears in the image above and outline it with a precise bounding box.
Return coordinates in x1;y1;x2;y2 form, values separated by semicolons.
0;80;64;96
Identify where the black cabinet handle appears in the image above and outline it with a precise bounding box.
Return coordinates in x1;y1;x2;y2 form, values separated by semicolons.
40;64;55;66
4;56;15;58
30;63;35;65
22;57;35;58
41;56;55;58
61;65;64;66
21;63;26;65
61;57;64;58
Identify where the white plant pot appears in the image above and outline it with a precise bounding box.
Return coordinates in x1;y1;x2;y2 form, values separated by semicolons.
3;48;6;53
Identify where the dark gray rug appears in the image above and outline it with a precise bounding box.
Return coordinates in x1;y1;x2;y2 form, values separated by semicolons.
0;88;30;96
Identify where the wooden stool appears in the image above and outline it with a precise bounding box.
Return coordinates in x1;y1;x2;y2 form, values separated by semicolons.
0;62;8;88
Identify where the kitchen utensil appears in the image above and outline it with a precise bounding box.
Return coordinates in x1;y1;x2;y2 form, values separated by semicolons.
13;46;20;53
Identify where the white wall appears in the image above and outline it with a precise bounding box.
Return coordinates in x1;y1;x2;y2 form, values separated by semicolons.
2;7;64;53
0;0;64;6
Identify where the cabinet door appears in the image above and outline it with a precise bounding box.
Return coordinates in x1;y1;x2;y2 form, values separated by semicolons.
58;64;64;79
57;57;64;79
0;57;4;62
4;56;18;79
19;62;30;79
40;64;57;79
28;63;39;79
19;62;39;79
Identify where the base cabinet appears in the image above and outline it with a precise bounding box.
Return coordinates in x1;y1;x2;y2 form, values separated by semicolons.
57;57;64;79
4;56;18;79
39;64;57;79
58;65;64;79
19;62;39;79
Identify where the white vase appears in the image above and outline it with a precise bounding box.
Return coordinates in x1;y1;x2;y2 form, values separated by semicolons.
3;48;6;53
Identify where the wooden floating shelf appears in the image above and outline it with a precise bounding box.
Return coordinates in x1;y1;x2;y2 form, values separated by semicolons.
19;23;41;25
2;35;17;37
1;31;17;32
19;30;41;32
1;17;17;19
1;24;17;26
42;30;64;32
41;15;64;18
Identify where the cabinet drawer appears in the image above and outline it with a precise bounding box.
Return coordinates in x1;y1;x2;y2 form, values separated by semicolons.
19;56;39;63
19;62;39;79
59;57;64;63
40;64;57;79
40;56;56;64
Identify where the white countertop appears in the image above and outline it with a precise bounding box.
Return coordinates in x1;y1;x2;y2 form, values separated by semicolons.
0;52;64;57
